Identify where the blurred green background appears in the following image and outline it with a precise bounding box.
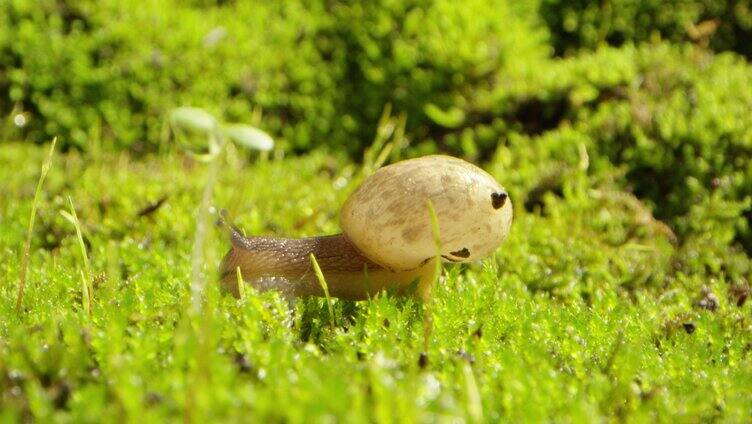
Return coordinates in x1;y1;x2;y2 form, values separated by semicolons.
2;0;750;256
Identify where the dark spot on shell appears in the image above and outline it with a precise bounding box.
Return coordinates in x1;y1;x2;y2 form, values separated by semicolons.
401;225;422;243
450;248;470;258
491;192;508;209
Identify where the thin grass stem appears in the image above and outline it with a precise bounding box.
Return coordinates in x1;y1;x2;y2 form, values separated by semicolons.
15;137;57;313
80;269;91;316
462;362;483;423
235;266;245;300
62;197;92;304
422;199;443;355
190;131;224;312
310;253;335;328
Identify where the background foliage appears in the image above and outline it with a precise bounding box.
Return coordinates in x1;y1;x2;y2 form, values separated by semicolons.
540;0;752;57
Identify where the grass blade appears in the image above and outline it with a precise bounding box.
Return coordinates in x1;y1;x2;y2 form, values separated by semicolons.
422;199;443;300
15;137;57;313
62;197;92;304
80;269;91;316
235;266;245;300
66;197;91;276
421;199;443;357
462;362;483;423
309;253;335;328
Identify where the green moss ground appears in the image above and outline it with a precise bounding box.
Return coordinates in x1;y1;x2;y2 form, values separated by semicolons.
1;142;750;422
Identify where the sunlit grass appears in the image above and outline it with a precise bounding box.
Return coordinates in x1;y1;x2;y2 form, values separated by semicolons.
0;142;749;422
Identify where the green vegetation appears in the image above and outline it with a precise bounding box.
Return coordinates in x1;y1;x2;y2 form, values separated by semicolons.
2;144;750;421
540;0;752;57
1;0;751;421
0;0;546;154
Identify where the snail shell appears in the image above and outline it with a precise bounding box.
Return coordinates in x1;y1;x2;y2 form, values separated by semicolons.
341;155;513;270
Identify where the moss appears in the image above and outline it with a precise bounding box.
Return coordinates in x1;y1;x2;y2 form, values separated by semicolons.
540;0;752;58
1;143;750;421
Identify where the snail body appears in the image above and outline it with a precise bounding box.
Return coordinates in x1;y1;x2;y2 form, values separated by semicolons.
220;233;433;299
220;155;512;300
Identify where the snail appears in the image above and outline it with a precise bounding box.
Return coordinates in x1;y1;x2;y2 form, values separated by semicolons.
219;155;513;300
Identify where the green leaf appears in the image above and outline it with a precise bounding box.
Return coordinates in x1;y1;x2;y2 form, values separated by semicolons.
169;107;217;133
222;124;274;151
424;103;465;128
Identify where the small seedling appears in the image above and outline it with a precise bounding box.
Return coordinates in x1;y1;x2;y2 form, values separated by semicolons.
169;106;274;312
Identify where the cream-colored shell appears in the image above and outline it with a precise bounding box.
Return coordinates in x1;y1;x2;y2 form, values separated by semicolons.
341;155;513;270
